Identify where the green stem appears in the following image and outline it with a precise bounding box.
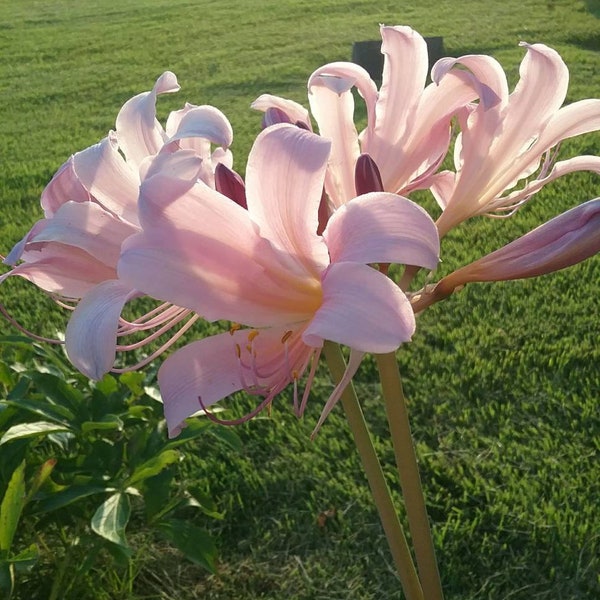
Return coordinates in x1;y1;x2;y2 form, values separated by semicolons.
376;352;444;600
322;341;424;600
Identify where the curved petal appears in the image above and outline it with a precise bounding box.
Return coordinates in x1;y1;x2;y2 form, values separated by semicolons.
444;198;600;285
509;43;569;130
40;156;91;217
2;245;116;297
373;26;429;145
323;192;439;269
120;170;320;326
165;104;233;151
72;133;140;225
493;155;600;212
24;202;137;268
65;280;137;379
158;326;313;436
535;99;600;151
303;262;415;353
245;124;331;273
251;94;312;130
308;64;371;207
432;54;508;107
115;71;180;168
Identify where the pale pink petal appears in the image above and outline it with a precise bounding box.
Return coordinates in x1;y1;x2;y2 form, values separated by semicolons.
372;26;429;145
158;326;313;437
1;247;116;298
120;170;320;326
245;124;330;273
428;171;456;210
535;99;600;151
40;156;91;217
166;104;233;151
72;133;140;225
251;94;312;130
442;198;600;286
323;192;439;269
66;280;138;379
312;348;364;436
509;43;569;130
432;54;508;107
115;71;180;168
4;221;47;265
308;63;375;207
23;202;137;268
493;155;600;212
139;148;202;184
303;262;415;353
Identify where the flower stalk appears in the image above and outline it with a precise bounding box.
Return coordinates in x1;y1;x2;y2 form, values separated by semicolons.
376;351;444;600
323;341;424;600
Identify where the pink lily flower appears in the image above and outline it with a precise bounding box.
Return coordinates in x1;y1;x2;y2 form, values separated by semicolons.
303;25;495;208
117;124;440;436
411;199;600;312
432;43;600;237
1;72;233;379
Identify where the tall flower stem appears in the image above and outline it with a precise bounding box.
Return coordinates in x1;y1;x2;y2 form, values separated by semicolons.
323;341;424;600
376;351;444;600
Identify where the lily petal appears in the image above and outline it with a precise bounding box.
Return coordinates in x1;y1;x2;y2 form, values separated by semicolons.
40;156;91;217
72;133;140;225
22;202;137;268
158;326;313;437
2;246;116;298
245;124;331;273
65;280;138;379
120;166;319;326
252;94;312;130
303;262;415;353
115;71;180;168
323;192;439;269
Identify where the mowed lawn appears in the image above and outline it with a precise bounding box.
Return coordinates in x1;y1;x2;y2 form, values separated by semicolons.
0;0;599;598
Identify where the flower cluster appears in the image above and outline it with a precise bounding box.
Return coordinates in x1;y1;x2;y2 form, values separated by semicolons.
2;25;599;437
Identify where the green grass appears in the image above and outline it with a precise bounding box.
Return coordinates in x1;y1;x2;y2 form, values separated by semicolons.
1;0;600;598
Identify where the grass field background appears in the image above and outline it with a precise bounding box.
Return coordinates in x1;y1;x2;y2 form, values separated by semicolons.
1;0;599;598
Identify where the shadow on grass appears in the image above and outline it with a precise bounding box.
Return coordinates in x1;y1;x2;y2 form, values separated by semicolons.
583;0;600;18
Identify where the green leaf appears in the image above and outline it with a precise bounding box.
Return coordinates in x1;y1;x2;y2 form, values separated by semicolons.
92;374;119;397
156;518;217;573
126;450;180;487
10;543;39;573
119;371;145;396
162;419;212;450
29;373;84;414
1;397;75;424
187;486;224;520
34;484;110;514
0;560;14;597
209;425;243;452
81;414;124;433
91;492;131;549
0;421;71;446
24;459;56;504
0;462;26;554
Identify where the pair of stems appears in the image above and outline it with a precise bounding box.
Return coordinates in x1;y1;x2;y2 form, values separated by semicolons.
322;342;443;600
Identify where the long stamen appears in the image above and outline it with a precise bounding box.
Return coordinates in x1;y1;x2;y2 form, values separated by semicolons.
118;305;188;333
111;313;200;373
116;309;193;350
197;390;276;426
298;347;321;417
0;302;64;344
